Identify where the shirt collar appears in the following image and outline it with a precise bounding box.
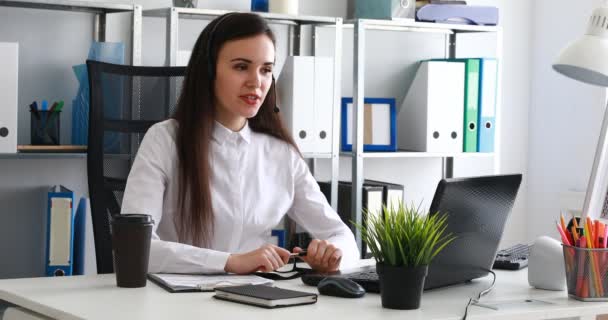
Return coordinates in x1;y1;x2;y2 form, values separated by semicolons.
212;120;251;145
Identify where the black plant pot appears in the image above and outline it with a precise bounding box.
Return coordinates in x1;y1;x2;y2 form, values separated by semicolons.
376;263;429;310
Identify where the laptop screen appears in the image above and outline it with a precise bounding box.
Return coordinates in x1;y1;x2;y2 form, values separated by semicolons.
424;174;522;289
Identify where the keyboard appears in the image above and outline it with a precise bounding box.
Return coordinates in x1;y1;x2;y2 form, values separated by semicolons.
345;270;380;293
493;244;530;270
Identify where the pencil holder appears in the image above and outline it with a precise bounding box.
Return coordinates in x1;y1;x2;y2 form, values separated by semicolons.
31;110;60;145
563;244;608;301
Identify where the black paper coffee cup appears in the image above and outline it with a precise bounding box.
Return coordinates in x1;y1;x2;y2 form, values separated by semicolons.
110;214;154;288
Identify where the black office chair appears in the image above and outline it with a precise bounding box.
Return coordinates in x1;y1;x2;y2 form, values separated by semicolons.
86;60;186;274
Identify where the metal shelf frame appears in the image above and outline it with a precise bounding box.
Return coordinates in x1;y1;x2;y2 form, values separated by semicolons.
0;0;143;65
350;18;503;251
144;7;344;212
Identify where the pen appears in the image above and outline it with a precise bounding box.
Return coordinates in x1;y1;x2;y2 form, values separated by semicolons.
29;101;40;120
290;250;307;257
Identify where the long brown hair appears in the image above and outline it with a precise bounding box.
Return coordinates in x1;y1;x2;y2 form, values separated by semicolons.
172;12;298;247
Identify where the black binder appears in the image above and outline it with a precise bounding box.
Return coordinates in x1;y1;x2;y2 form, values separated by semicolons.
364;179;405;209
318;181;384;258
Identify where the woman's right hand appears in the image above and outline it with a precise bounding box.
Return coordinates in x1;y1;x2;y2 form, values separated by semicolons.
224;244;291;274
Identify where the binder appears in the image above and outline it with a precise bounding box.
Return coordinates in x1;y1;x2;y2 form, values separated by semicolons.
73;197;96;275
0;42;18;153
277;56;334;154
318;181;384;258
45;186;75;277
434;58;480;152
313;57;334;154
398;61;465;152
477;58;498;153
364;179;405;209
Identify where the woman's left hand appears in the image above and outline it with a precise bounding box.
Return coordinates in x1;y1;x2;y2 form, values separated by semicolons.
293;239;342;272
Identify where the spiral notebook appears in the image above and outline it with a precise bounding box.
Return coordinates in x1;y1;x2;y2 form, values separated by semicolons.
213;284;318;308
148;273;274;293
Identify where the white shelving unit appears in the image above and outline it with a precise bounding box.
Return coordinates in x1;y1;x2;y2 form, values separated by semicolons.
348;18;503;251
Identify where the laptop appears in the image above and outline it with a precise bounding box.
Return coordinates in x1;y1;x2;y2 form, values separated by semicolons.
301;174;523;292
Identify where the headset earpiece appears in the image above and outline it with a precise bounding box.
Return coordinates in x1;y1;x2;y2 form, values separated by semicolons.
272;76;280;113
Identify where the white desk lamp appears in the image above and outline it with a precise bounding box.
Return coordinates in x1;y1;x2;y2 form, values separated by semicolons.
553;2;608;223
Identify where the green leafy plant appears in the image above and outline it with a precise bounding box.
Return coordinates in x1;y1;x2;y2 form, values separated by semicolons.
355;201;456;267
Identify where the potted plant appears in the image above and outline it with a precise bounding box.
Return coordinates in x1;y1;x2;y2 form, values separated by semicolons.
355;201;455;310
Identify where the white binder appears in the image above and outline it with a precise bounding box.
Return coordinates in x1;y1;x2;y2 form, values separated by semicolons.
313;57;334;153
277;56;334;154
397;61;465;153
0;42;18;153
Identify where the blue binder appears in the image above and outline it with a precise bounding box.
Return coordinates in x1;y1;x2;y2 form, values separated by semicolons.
72;197;88;275
477;58;498;153
45;186;75;277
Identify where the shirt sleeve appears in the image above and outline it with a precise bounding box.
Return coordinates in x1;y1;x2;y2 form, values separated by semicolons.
121;123;230;274
286;148;360;269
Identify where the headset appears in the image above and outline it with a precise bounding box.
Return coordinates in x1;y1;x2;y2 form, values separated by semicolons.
206;13;280;113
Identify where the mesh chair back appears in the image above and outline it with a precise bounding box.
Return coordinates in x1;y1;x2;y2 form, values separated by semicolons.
87;60;186;274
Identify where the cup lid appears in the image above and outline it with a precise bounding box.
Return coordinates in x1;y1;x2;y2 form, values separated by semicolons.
112;214;154;224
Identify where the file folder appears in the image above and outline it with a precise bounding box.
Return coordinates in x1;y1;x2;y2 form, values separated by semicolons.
477;58;498;153
431;58;479;152
0;42;18;153
398;61;465;152
45;186;75;277
313;57;334;154
73;197;96;275
461;59;480;152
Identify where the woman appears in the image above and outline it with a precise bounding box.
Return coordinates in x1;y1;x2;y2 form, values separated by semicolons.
121;12;358;275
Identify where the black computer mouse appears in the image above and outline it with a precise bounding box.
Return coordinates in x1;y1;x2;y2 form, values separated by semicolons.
317;276;366;298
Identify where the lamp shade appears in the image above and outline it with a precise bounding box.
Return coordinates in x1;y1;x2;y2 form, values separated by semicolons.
553;5;608;87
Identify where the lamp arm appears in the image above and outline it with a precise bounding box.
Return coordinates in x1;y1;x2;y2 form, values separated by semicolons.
582;101;608;222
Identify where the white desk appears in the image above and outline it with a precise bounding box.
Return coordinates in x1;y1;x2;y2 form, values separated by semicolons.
1;264;608;320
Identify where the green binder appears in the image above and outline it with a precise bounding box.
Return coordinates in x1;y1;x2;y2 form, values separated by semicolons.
462;59;480;153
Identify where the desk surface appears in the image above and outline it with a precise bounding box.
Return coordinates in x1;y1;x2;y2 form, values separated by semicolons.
1;263;608;320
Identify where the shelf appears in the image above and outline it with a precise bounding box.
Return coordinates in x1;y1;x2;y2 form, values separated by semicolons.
340;151;495;159
0;152;86;159
0;152;132;160
302;152;333;159
143;7;340;25
0;0;139;13
345;18;500;33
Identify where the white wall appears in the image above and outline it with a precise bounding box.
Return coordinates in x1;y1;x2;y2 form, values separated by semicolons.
528;0;606;241
459;0;533;246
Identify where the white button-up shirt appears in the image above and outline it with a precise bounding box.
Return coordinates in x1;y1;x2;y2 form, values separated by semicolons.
121;119;359;274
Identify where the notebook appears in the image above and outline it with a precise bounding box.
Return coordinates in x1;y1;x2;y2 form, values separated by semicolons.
147;273;274;293
213;285;318;308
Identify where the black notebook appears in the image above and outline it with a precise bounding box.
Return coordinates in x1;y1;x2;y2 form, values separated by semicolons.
213;285;318;308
